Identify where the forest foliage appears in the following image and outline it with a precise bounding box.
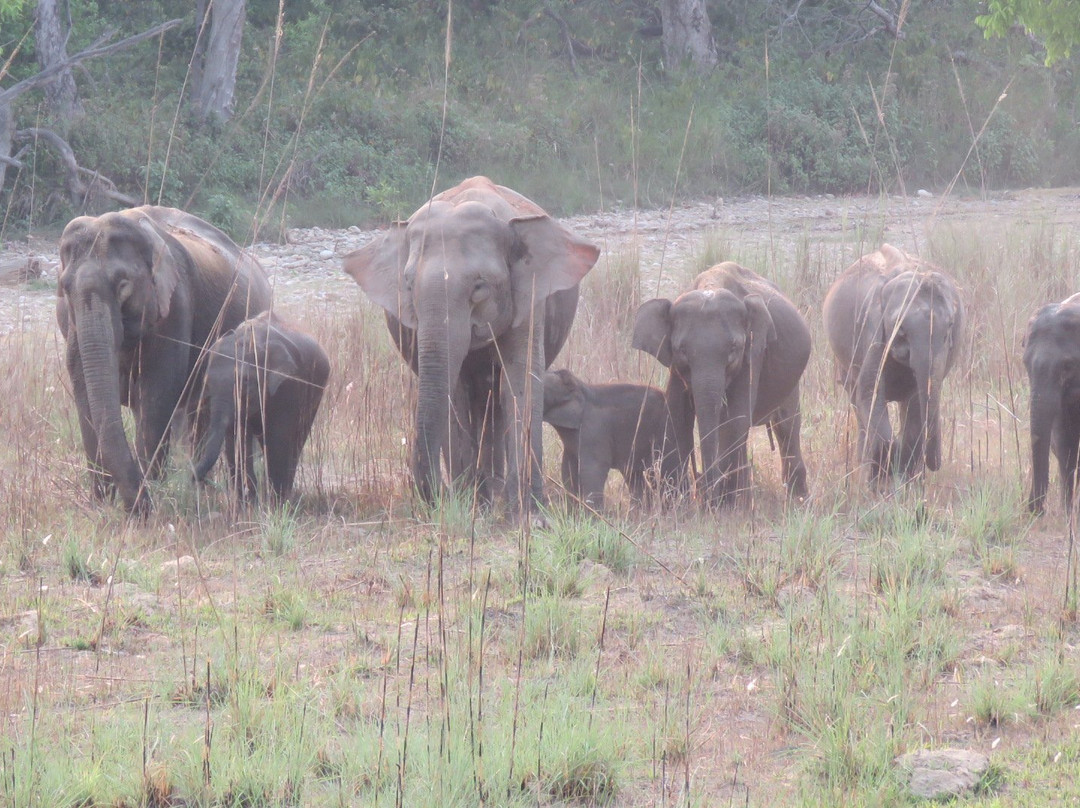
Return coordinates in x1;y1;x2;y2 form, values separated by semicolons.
1;0;1078;238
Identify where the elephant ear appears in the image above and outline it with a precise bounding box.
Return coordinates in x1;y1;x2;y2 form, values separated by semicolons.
342;223;415;328
632;299;675;367
508;215;599;328
137;216;181;322
238;329;298;398
262;338;300;397
743;294;776;372
543;370;586;429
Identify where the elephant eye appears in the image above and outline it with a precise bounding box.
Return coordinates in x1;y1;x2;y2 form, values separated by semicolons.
471;279;491;302
117;279;135;305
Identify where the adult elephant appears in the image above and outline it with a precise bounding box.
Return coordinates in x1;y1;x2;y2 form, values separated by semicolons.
822;244;964;486
1024;293;1080;515
633;262;811;506
343;176;600;511
56;206;272;513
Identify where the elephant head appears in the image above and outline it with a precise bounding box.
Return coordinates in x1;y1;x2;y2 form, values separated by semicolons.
876;270;963;472
1023;293;1080;514
343;177;598;506
543;369;586;429
56;206;271;513
633;275;775;504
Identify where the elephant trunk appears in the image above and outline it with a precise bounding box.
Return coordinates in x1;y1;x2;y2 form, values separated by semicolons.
414;306;471;504
75;293;147;512
193;377;234;484
1028;381;1059;514
690;369;728;505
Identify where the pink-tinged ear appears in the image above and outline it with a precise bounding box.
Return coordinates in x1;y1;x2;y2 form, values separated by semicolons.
509;215;599;328
342;222;416;328
632;298;674;367
138;216;179;322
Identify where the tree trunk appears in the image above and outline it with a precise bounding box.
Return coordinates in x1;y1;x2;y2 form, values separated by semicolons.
660;0;717;73
0;100;14;191
35;0;80;124
191;0;246;124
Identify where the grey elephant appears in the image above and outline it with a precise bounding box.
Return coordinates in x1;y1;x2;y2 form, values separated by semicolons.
543;369;687;508
633;262;811;506
193;312;330;502
57;206;272;513
1023;293;1080;514
822;244;964;485
344;176;599;512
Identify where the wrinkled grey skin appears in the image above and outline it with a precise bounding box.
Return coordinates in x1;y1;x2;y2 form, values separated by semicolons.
344;176;599;513
56;206;272;514
633;262;811;507
1023;293;1080;515
822;244;964;486
193;312;330;502
543;369;686;508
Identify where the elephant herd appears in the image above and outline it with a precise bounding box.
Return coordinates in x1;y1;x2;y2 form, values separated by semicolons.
51;176;1080;520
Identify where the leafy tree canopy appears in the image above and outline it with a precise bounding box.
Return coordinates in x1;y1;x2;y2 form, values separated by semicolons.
977;0;1080;64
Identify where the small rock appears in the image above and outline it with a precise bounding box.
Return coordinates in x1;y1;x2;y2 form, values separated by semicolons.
319;249;335;259
916;189;933;198
160;555;197;574
896;748;990;800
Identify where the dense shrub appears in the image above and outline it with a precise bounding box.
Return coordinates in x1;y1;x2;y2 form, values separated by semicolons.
3;0;1080;234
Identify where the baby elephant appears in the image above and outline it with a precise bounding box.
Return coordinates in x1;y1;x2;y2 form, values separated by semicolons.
194;312;330;501
543;369;685;508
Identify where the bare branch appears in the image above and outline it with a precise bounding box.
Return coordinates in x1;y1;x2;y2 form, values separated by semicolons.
0;18;184;106
865;0;905;40
15;127;140;207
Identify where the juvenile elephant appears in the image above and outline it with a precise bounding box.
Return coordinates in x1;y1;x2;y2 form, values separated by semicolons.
543;369;686;508
193;312;330;502
57;206;272;513
344;176;599;513
1024;293;1080;514
822;244;964;485
633;262;811;506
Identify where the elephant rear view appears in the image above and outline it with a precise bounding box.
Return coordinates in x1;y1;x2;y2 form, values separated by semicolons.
194;312;330;502
822;244;964;486
633;262;811;506
343;176;599;513
56;206;272;513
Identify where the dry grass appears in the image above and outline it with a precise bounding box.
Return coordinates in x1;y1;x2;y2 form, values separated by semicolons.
2;195;1080;805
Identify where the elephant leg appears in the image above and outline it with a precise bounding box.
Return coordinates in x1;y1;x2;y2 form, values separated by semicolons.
444;379;478;491
770;389;808;500
560;436;581;498
714;411;751;506
131;338;188;481
577;455;608;510
854;354;894;486
1055;411;1080;514
897;395;927;479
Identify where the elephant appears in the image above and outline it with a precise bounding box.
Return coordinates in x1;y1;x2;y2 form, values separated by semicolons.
822;244;964;485
343;176;600;513
1023;293;1080;515
543;369;686;508
56;205;272;513
633;262;811;506
193;312;330;502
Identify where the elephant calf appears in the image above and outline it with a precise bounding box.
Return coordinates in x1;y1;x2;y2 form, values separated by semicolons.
823;244;964;487
1024;293;1080;514
193;313;330;502
543;369;685;508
